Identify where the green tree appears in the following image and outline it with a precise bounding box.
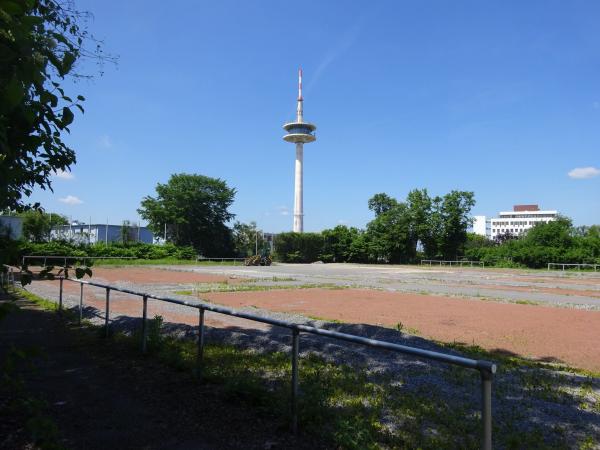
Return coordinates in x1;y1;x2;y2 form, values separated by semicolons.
120;220;135;245
439;191;475;259
232;221;266;257
406;188;433;255
273;232;323;263
138;173;236;256
321;225;361;263
525;216;573;248
368;193;398;216
20;210;67;242
365;197;414;263
0;0;110;211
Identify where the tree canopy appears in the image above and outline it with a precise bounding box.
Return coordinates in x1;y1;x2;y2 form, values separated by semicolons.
232;221;268;257
138;173;236;256
20;210;67;242
272;189;476;264
464;217;600;268
0;0;110;211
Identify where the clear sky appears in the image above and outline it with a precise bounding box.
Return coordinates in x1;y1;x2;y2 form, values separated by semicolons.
31;0;600;231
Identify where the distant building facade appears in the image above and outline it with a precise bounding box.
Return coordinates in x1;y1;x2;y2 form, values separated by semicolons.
51;222;154;244
0;215;23;240
472;205;558;240
472;216;490;238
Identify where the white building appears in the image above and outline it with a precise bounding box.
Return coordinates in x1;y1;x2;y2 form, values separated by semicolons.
472;216;490;237
490;205;557;240
51;222;154;244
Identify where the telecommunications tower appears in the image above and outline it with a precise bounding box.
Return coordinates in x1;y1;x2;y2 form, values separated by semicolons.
283;68;317;233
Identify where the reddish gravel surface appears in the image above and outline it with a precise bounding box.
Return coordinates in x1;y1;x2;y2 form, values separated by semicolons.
202;289;600;371
78;267;246;284
34;266;600;372
49;279;600;372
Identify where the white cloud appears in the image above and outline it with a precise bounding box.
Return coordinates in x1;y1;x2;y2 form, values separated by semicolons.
568;167;600;179
54;169;74;180
337;219;348;225
278;206;290;216
99;134;113;149
59;195;83;205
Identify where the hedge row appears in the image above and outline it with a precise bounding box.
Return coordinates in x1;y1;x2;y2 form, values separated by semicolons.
2;241;197;265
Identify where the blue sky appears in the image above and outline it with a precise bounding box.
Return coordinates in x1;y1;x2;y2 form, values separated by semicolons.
32;0;600;231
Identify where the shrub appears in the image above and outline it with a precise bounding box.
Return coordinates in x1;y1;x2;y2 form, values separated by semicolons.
273;232;324;263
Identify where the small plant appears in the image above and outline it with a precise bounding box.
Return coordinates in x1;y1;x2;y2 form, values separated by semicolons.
395;322;404;333
147;315;164;351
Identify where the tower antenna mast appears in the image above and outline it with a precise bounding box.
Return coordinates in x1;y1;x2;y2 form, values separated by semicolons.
283;68;317;233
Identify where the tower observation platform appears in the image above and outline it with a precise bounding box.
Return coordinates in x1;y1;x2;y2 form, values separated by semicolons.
283;68;317;233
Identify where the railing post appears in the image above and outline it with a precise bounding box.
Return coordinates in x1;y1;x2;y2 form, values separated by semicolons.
141;295;148;353
104;287;110;338
481;369;493;450
197;307;205;377
58;278;64;312
291;329;300;435
78;282;84;325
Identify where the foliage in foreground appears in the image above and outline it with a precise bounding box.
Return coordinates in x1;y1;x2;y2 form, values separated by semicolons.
0;0;111;212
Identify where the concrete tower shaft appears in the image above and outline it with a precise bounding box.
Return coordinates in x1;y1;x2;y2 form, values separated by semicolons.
294;143;303;232
283;68;317;233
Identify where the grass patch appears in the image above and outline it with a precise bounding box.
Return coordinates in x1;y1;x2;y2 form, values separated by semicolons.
175;282;348;295
515;299;542;306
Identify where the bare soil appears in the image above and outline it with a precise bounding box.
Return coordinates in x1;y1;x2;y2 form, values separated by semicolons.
85;267;248;284
202;289;600;371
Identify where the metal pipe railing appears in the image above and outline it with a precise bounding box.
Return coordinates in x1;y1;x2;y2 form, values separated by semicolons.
547;262;599;272
6;266;497;448
195;256;247;265
421;259;485;268
22;255;137;267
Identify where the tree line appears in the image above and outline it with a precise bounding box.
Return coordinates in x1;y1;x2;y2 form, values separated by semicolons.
464;218;600;268
274;190;475;263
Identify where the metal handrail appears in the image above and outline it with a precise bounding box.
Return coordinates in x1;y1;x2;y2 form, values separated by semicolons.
195;256;247;265
22;255;136;267
421;259;485;267
7;266;497;449
547;262;599;272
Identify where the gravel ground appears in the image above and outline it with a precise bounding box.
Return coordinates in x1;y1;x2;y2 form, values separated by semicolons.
25;276;600;449
154;263;600;309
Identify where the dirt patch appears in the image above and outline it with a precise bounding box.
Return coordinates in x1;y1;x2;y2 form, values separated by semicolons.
201;288;600;372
